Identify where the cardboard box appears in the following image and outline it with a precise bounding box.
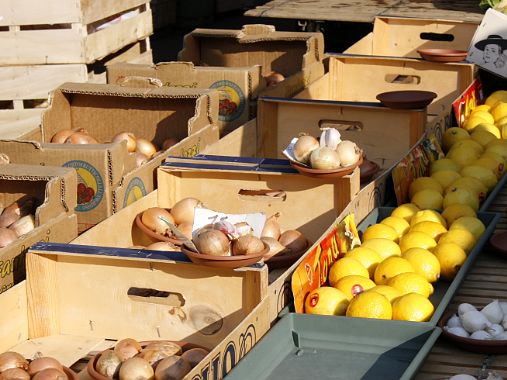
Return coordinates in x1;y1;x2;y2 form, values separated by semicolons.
106;62;264;135
0;83;220;231
202;118;258;157
0;164;78;293
345;16;479;57
178;24;326;99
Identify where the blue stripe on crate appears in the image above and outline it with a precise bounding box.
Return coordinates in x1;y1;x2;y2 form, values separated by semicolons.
163;160;298;174
166;155;292;166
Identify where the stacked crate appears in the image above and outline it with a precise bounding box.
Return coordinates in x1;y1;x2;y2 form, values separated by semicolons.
0;0;154;140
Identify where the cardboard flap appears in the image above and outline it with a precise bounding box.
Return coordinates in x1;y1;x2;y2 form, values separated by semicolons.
238;24;277;37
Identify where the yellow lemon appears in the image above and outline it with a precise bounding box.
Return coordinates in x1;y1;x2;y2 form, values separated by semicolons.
442;187;479;211
381;216;410;239
447;146;481;167
411;189;444;210
387;272;434;298
402;247;441;283
391;203;420;223
485;90;507;107
450;216;486;241
430;158;462;175
391;293;434;322
446;176;487;201
449;139;484;156
334;275;376;301
328;257;369;287
410;209;447;228
441;203;477;226
367;285;402;303
362;223;398;243
486;143;507;162
472;157;503;180
481;151;506;177
500;122;507;140
472;104;492;113
432;243;467;280
409;221;447;241
361;238;402;260
399;231;437;253
473;123;501;139
431;170;462;190
471;129;499;148
460;165;498;191
373;256;414;285
463;116;493;132
345;247;382;278
470;110;495;124
438;229;476;254
491;101;507;122
442;127;470;152
304;286;349;316
346;291;392;320
409;177;444;198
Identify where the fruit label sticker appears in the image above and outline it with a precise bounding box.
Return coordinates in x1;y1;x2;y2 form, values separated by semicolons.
291;214;360;313
63;160;104;212
210;80;245;122
452;78;485;128
123;177;147;208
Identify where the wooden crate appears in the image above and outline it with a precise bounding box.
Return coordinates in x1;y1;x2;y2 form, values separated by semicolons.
0;0;153;64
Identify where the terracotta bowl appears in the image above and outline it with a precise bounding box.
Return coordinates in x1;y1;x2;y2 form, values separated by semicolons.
488;231;507;258
360;158;380;183
290;155;363;179
264;241;309;270
62;367;79;380
135;213;184;245
376;90;437;109
417;48;468;63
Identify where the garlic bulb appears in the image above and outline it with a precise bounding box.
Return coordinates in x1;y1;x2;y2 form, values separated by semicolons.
449;375;477;380
470;330;492;340
319;128;341;150
446;314;462;328
458;303;477;317
444;326;469;338
494;331;507;340
461;310;492;333
486;324;504;337
481;300;504;324
503;315;507;330
499;301;507;315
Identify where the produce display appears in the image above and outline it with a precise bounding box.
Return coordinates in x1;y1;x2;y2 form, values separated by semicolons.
262;71;285;87
0;351;76;380
0;196;37;248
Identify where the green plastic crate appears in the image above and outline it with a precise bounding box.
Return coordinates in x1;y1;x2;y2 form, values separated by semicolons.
225;313;441;380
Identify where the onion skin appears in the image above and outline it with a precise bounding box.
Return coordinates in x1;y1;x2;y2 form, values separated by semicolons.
261;237;287;259
118;357;154;380
293;135;319;164
96;351;122;378
141;208;175;235
50;129;75;144
154;356;191;380
279;230;307;252
310;147;341;170
112;132;137;153
0;368;30;380
31;368;67;380
180;348;209;369
0;228;18;248
143;342;182;356
114;338;142;362
193;230;230;256
136;139;157;159
9;215;35;237
336;140;361;167
0;352;29;373
0;197;36;228
170;198;201;225
176;223;193;240
231;235;265;256
65;132;98;144
261;213;281;240
28;358;63;377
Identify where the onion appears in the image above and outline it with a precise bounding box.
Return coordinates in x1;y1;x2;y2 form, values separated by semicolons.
65;132;98;144
279;230;307;252
336;140;361;167
310;147;341;170
293;135;319;164
0;352;28;373
0;368;30;380
180;348;209;369
170;198;201;225
0;197;35;228
231;235;265;256
264;72;285;87
114;338;142;362
50;129;75;144
0;228;18;248
118;357;153;380
9;215;35;237
261;237;287;260
141;208;175;235
136;139;157;159
31;369;67;380
162;138;180;151
112;132;137;153
234;222;253;237
140;342;182;368
28;358;63;376
96;351;122;378
143;342;182;356
261;213;281;240
145;242;180;251
193;230;230;256
176;223;193;240
154;356;191;380
134;152;149;168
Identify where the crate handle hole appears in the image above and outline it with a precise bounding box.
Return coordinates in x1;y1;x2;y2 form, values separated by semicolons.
319;120;363;132
385;74;421;85
420;32;454;42
127;287;185;307
238;189;286;202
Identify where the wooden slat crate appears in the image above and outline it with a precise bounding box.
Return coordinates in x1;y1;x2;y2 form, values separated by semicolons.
0;0;153;64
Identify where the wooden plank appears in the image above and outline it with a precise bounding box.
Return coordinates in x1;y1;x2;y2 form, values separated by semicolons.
384;0;484;23
80;0;150;24
0;0;80;26
0;109;42;140
0;282;28;352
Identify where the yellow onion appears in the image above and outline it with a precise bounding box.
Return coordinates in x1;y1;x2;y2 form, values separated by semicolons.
0;197;35;228
136;139;157;159
28;358;63;377
118;357;153;380
0;228;18;248
232;235;265;256
162;138;180;151
293;135;319;164
141;208;174;235
9;215;35;237
65;132;98;144
50;129;75;144
31;368;67;380
336;140;361;167
261;237;286;260
279;230;307;252
176;222;193;240
154;356;191;380
112;132;137;153
180;348;209;369
143;342;182;356
114;338;142;362
0;368;30;380
95;351;121;378
310;147;341;170
193;230;230;256
264;72;285;87
0;352;28;373
134;152;149;168
145;242;180;251
170;198;202;225
261;213;281;240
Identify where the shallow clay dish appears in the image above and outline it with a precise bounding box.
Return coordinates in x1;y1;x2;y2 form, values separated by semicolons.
376;90;437;109
417;48;468;62
360;158;380;183
135;213;183;245
488;231;507;258
181;242;269;269
264;242;309;270
290;156;363;179
438;311;507;354
62;367;79;380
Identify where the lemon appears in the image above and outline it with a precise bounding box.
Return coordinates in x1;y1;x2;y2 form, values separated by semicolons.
391;293;434;322
387;272;434;298
473;157;502;180
491;101;507;122
391;203;420;223
449;139;484;156
460;165;498;191
472;104;492;113
409;177;444;198
334;275;376;301
399;231;437;253
442;187;479;211
411;189;444;210
381;216;410;239
485;142;507;162
410;209;447;228
446;176;488;200
346;291;392;320
450;216;485;241
367;285;402;303
463;116;493;132
373;256;414;285
409;221;447;241
481;151;506;177
438;229;476;253
430;158;461;175
485;90;507;107
441;203;477;226
501;122;507;140
304;286;349;316
473;123;501;139
402;247;441;283
345;247;382;277
447;146;481;167
328;257;369;287
431;170;462;190
361;238;402;260
470;110;495;124
470;129;499;147
442;127;470;152
362;223;398;243
432;243;467;280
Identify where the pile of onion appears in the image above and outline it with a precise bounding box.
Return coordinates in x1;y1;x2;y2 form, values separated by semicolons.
50;128;98;145
94;338;209;380
263;71;285;87
260;213;308;260
0;351;70;380
0;196;37;248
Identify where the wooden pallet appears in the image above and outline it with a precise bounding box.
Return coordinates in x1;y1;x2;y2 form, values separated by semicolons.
0;0;153;64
